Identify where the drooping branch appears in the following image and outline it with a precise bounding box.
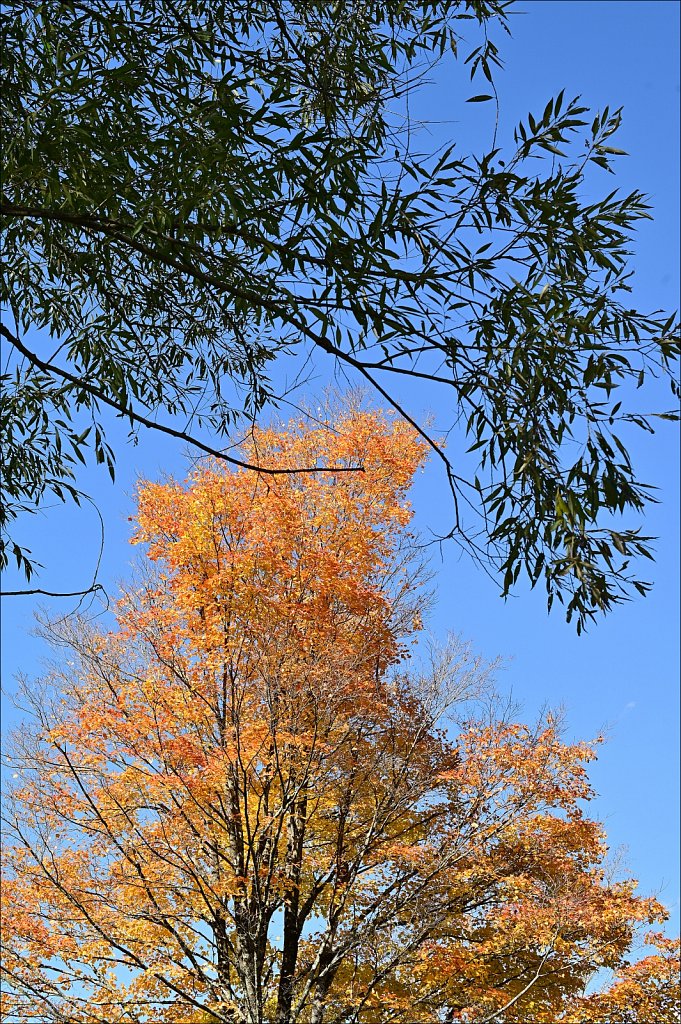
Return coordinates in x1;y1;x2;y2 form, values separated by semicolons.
1;324;363;478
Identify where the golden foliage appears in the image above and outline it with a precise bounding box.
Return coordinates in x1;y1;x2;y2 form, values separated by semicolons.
1;410;674;1023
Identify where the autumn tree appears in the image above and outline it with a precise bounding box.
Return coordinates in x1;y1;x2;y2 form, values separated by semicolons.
2;0;679;628
1;411;676;1023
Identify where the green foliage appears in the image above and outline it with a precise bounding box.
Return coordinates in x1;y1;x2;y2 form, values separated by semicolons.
1;0;678;629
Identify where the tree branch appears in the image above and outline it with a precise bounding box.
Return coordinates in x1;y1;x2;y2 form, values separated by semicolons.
0;324;363;477
0;584;104;598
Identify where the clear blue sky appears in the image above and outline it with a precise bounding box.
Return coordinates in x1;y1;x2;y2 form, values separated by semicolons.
2;0;679;942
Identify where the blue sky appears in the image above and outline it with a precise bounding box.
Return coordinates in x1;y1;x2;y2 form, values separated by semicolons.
2;0;679;943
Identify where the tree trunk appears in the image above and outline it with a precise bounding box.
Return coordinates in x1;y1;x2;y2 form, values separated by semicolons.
275;790;307;1023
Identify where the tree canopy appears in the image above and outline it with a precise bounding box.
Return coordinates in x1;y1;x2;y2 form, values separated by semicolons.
1;0;679;628
1;410;677;1023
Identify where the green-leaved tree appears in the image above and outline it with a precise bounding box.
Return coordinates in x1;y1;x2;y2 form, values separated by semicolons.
1;0;679;629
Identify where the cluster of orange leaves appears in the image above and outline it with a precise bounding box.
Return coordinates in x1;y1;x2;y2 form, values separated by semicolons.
1;409;678;1023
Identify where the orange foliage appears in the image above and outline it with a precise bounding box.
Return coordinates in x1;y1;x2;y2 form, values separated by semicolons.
1;409;675;1024
559;934;680;1023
